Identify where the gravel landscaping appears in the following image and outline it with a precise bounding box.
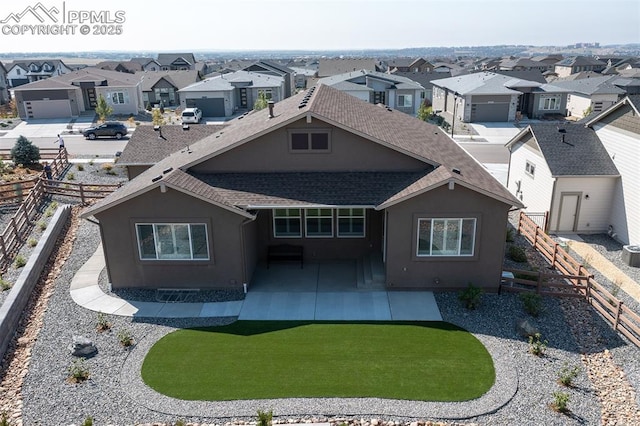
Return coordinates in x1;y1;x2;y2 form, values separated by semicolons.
0;194;637;424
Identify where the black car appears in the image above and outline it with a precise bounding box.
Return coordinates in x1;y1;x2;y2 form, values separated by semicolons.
82;122;128;140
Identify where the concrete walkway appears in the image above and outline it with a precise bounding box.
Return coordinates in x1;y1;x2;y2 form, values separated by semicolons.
560;235;640;303
70;245;442;321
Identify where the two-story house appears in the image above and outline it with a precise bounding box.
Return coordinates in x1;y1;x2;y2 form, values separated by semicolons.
5;60;73;87
554;56;607;78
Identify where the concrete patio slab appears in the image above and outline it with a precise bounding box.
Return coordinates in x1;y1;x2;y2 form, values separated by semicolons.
315;292;392;321
388;291;443;321
239;292;317;320
249;263;319;292
317;261;358;292
156;302;205;318
123;301;166;318
199;301;244;317
70;286;106;306
83;294;129;314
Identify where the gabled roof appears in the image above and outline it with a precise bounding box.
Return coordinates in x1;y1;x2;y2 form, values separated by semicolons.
431;72;527;95
392;71;452;88
318;58;379;77
245;60;292;75
179;70;284;92
506;123;619;177
492;70;547;84
96;61;143;73
157;53;196;67
317;69;424;91
548;75;627;96
117;124;225;166
555;56;606;67
499;58;546;69
137;70;200;91
7;59;69;72
13;67;143;91
586;95;640;128
82;85;521;219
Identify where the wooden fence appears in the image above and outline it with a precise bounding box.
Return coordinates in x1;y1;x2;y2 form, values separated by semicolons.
514;211;640;348
0;149;120;272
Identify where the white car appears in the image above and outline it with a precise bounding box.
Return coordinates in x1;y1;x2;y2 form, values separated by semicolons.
181;107;202;124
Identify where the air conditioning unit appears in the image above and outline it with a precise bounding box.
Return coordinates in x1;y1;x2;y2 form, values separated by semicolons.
622;245;640;267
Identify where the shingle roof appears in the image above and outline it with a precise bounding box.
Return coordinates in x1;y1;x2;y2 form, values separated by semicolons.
317;69;424;91
555;56;606;67
157;53;196;66
508;123;619;177
117;124;225;166
586;95;640;127
82;84;522;219
11;67;144;91
137;70;200;91
318;58;378;77
548;76;627;95
179;70;283;92
431;72;526;95
392;71;452;88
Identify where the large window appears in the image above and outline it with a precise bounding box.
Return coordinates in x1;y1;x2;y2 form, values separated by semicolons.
539;95;560;111
273;209;302;238
305;208;333;237
417;218;476;257
397;94;413;108
337;208;365;237
258;88;273;100
136;223;209;260
108;91;130;105
289;130;331;152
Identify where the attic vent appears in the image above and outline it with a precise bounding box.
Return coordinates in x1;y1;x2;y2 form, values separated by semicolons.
163;167;173;174
452;168;461;175
151;175;162;182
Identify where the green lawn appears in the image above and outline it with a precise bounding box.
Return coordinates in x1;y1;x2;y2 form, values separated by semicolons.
141;321;494;401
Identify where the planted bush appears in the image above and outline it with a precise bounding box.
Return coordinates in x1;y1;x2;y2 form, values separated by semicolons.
557;363;580;387
459;283;483;310
519;292;543;317
551;391;570;413
13;255;26;269
509;245;528;262
67;358;90;383
96;312;111;332
528;333;548;356
117;328;134;347
0;276;11;291
11;135;40;165
256;410;273;426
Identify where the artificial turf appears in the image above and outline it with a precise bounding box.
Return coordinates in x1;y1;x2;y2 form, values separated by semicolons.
141;321;494;401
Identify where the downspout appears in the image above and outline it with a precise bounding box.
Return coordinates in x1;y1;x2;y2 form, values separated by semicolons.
549;178;558;233
239;213;258;292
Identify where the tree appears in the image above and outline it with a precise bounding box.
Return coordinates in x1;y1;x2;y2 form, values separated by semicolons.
95;94;113;122
254;91;268;111
152;108;165;126
417;101;433;121
11;135;40;165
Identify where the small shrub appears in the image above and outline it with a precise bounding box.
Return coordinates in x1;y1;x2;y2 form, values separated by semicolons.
173;420;186;426
459;283;483;310
256;409;273;426
76;164;85;171
68;358;90;383
102;163;113;172
528;333;548;356
66;172;75;181
519;292;543;317
88;159;95;166
11;135;40;165
557;363;580;387
81;416;93;426
0;277;11;291
13;255;26;269
506;227;515;243
27;238;37;247
96;312;111;332
509;245;528;262
0;411;13;426
50;201;58;209
37;220;47;231
117;328;134;347
551;391;570;413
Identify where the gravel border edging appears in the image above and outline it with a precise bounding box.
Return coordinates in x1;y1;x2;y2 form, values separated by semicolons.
118;323;518;421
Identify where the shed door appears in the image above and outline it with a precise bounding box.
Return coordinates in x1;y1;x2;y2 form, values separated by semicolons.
557;193;580;232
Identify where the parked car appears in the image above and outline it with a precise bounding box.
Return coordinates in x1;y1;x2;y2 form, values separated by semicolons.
181;107;202;124
82;122;128;140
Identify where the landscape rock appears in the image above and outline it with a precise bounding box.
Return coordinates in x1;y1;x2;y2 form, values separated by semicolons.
515;318;539;338
68;335;97;357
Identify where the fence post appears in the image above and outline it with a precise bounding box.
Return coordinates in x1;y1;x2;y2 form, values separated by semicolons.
551;243;558;270
10;217;19;241
20;202;30;225
536;271;543;294
79;183;85;204
614;300;624;331
533;226;539;251
0;235;6;258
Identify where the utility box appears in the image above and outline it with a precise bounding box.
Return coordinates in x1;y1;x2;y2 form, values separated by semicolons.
622;245;640;267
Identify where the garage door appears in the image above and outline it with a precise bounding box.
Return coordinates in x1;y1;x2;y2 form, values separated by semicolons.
470;103;509;122
186;98;225;117
24;100;72;119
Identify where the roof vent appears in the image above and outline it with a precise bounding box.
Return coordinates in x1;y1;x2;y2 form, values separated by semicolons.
151;175;162;182
163;167;173;174
452;168;461;175
268;100;275;118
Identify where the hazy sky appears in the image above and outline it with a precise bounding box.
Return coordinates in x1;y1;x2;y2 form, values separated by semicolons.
0;0;638;53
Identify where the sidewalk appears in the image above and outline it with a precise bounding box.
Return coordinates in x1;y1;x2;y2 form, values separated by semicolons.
559;235;640;303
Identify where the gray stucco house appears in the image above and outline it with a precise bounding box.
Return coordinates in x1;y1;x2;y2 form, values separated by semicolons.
81;85;522;292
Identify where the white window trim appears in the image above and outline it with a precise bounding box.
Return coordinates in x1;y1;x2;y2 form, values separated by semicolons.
539;95;560;111
416;218;476;257
304;208;334;238
288;129;331;153
525;160;536;177
337;208;366;238
136;223;210;261
397;94;413;108
273;208;302;238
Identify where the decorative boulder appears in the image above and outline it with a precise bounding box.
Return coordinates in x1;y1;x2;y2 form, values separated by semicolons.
516;318;539;338
69;335;97;357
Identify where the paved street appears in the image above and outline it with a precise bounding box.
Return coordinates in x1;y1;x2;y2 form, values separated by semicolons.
0;134;127;158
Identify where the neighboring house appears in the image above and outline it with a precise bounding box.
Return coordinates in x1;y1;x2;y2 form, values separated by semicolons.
432;62;465;74
289;67;318;89
318;58;380;77
137;70;200;108
586;95;640;245
178;70;285;117
157;53;197;71
548;76;628;118
554;56;606;78
530;55;563;71
243;60;295;98
498;58;549;73
80;84;522;292
96;61;144;74
131;57;162;72
392;71;451;104
387;58;434;73
317;70;425;115
5;59;72;87
13;67;144;119
0;63;9;105
117;124;225;179
506;122;619;234
431;72;567;123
